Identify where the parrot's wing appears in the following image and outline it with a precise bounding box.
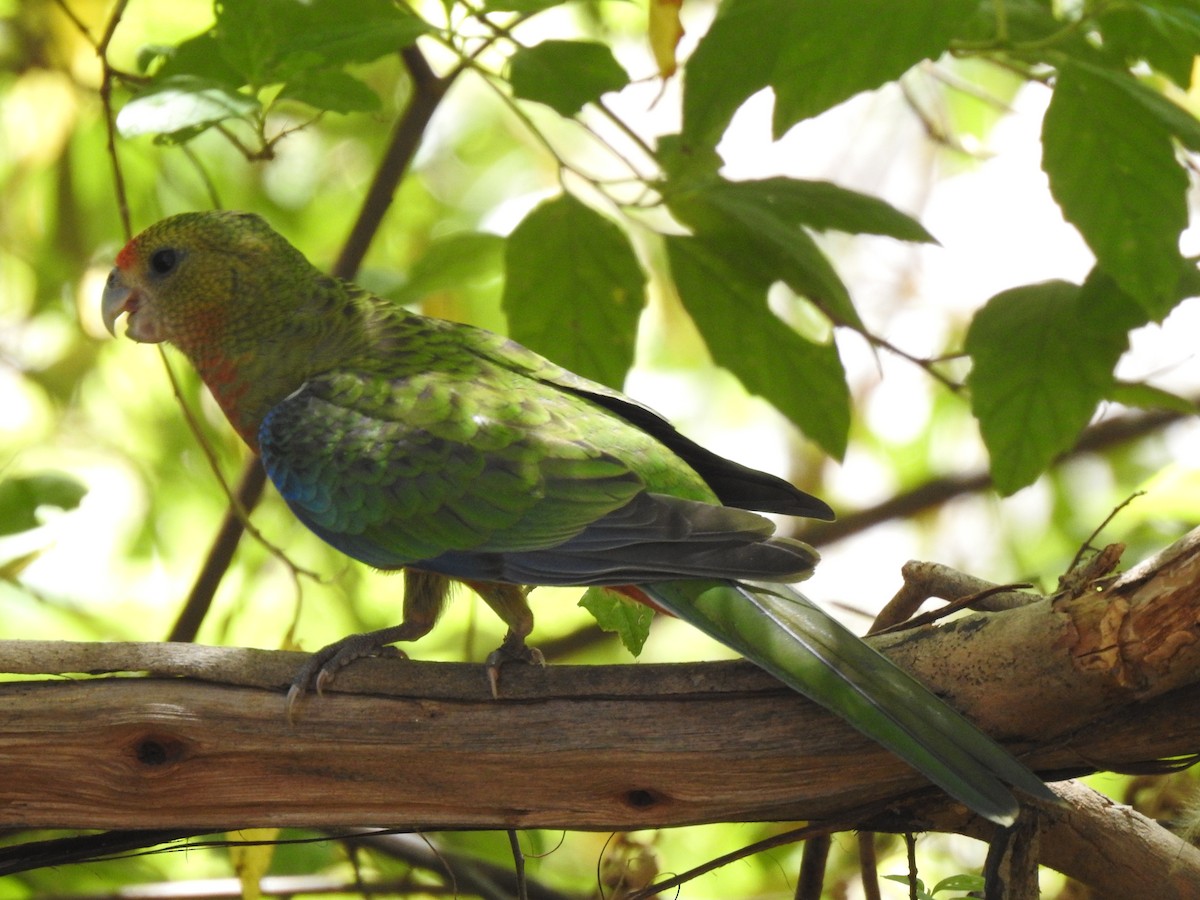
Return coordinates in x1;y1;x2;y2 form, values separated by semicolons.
463;328;834;520
258;371;816;582
641;579;1057;825
258;370;643;565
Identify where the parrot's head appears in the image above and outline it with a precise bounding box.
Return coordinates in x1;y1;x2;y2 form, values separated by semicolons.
102;211;344;445
101;210;315;354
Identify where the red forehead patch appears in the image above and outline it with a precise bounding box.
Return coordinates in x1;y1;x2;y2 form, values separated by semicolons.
115;237;139;270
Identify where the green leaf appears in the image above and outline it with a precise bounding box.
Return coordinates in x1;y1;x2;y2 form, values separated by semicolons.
678;177;935;243
211;0;427;88
391;232;506;306
116;76;260;138
683;0;975;146
0;473;87;537
272;0;428;68
579;587;654;656
1073;59;1200;152
278;69;381;114
509;40;630;116
1042;63;1189;317
656;132;723;183
151;33;246;86
1097;3;1200;88
931;874;986;895
668;176;863;329
882;876;934;900
1109;381;1197;414
965;279;1135;495
503;195;645;389
666;234;850;459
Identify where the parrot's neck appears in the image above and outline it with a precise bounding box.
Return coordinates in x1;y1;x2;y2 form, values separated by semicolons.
191;349;287;449
184;278;381;451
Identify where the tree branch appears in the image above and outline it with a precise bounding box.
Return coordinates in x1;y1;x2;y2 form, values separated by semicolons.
803;404;1191;546
4;526;1200;892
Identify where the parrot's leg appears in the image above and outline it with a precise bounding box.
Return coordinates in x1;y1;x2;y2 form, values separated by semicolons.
465;580;545;698
286;568;452;716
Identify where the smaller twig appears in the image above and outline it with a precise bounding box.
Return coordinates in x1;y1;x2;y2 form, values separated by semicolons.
872;581;1034;636
180;143;224;210
899;77;977;157
828;312;965;394
1066;492;1143;573
858;833;882;900
804;404;1193;549
871;560;1036;633
795;834;830;900
507;830;529;900
93;0;133;239
1057;542;1125;602
52;0;94;44
333;45;452;280
626;817;863;900
904;833;918;900
167;463;267;643
451;15;656;195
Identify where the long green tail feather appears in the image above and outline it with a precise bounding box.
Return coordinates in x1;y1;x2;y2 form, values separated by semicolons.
642;579;1056;825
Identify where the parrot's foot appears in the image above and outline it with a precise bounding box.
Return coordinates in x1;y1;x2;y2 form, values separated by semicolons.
484;631;545;699
286;629;409;720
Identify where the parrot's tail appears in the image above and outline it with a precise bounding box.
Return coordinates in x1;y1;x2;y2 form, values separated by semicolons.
636;579;1056;825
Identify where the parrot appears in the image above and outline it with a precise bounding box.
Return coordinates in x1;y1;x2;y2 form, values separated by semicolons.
101;210;1053;825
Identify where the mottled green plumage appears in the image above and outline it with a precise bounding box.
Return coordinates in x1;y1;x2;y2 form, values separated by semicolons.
102;210;1053;824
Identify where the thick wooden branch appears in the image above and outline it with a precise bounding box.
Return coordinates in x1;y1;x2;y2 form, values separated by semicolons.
3;527;1200;890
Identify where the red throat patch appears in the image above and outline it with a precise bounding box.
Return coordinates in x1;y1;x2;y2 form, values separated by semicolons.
115;238;139;270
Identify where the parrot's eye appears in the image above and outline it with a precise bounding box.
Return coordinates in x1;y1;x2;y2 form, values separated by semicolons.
150;248;179;275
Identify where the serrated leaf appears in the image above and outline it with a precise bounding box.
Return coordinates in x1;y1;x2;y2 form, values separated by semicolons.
509;40;630;116
213;0;427;87
668;177;862;328
965;280;1132;494
117;76;259;138
1109;381;1197;414
0;473;87;536
713;178;935;243
1042;63;1189;317
503;195;645;389
278;69;380;113
683;0;975;146
579;587;654;655
666;234;850;459
274;0;428;67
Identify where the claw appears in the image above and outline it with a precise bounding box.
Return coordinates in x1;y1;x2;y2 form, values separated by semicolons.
285;630;407;720
484;632;546;698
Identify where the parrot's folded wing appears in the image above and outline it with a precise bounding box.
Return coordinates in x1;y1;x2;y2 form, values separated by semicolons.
641;579;1056;825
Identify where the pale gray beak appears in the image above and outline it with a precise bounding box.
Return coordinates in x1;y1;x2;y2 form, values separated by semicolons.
101;267;132;337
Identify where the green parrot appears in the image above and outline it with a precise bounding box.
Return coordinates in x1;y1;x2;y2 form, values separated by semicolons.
102;210;1052;824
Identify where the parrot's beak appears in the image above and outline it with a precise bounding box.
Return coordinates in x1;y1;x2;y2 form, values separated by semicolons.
101;267;163;342
101;267;132;337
